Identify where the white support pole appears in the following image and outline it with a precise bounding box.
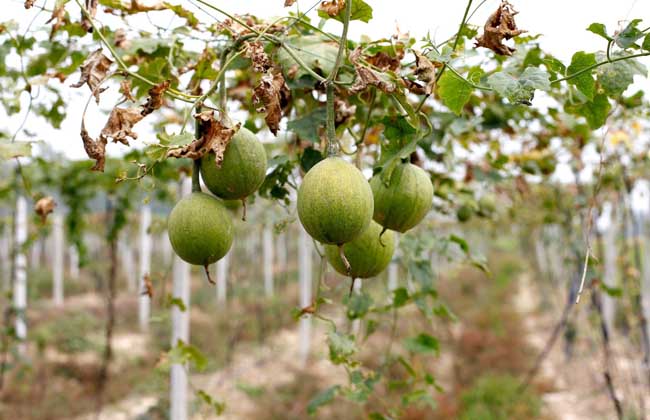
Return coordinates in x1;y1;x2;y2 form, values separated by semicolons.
14;196;28;350
161;231;173;265
298;227;312;365
138;204;152;330
29;238;41;269
0;225;11;292
119;233;137;292
351;279;362;336
52;212;64;306
598;202;617;331
276;232;287;276
216;250;230;304
263;226;274;297
388;233;400;295
170;177;192;420
68;245;79;280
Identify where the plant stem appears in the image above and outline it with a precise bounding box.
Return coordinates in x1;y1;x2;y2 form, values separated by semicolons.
192;105;202;193
324;0;352;156
554;51;650;84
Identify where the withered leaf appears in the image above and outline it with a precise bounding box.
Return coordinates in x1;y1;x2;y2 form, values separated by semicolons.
141;80;170;116
46;2;68;39
319;0;345;17
413;51;437;95
81;122;108;171
243;41;272;73
24;0;35;9
253;71;290;135
34;197;56;223
114;28;131;49
101;107;144;145
71;49;114;103
401;77;427;95
166;111;240;166
284;0;297;6
120;79;135;102
81;0;98;33
475;1;526;56
334;99;356;126
141;274;153;298
349;47;396;94
366;50;404;72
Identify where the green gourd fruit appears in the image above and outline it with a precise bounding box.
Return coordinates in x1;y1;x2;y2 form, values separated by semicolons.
325;221;395;279
370;162;433;233
456;204;472;222
297;157;373;245
201;127;267;200
167;192;233;266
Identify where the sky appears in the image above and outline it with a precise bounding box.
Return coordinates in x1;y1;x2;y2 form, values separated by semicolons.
3;0;650;161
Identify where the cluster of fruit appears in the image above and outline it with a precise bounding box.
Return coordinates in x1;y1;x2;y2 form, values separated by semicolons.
167;128;434;283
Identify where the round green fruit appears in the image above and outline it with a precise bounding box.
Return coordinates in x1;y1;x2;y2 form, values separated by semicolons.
456;204;472;222
167;192;233;266
325;221;394;279
478;194;496;217
298;157;373;245
201;127;267;200
370;162;433;233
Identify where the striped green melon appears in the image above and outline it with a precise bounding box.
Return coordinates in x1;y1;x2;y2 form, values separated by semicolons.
167;192;233;266
370;163;433;233
297;157;373;245
325;221;394;278
201;127;267;200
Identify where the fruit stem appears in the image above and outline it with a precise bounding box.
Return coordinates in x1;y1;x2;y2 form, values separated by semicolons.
349;278;356;298
191;106;203;193
379;226;388;247
241;198;247;222
203;265;216;285
338;244;351;275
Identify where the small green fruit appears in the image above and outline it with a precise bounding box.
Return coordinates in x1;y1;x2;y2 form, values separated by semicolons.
167;192;233;265
298;157;373;245
456;204;472;222
370;163;433;233
325;221;394;279
477;194;496;217
201;127;267;200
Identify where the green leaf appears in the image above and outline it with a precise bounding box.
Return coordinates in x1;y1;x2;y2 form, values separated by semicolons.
0;140;31;159
317;0;373;23
299;147;324;173
163;2;199;28
437;70;476;116
449;234;469;254
166;295;187;312
276;35;338;80
381;115;417;142
487;67;550;105
615;19;644;48
197;390;225;415
403;333;439;355
307;385;341;415
397;355;416;377
566;93;611;129
408;260;434;292
587;23;612;41
595;53;647;97
392;287;409;308
286;107;326;142
346;291;373;320
327;330;357;365
643;34;650;51
566;51;597;100
168;339;208;372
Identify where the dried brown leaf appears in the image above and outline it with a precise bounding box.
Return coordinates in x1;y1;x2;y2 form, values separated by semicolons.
475;1;526;56
349;47;396;94
413;51;437;95
243;41;272;73
120;79;135;102
253;71;290;135
334;99;356;126
166;111;240;165
81;123;108;171
366;50;404;72
71;49;113;103
34;197;56;223
319;0;345;16
24;0;35;9
284;0;297;6
141;80;170;116
114;28;131;49
101;107;144;145
141;274;153;298
401;77;427;95
218;15;284;38
81;0;98;32
46;2;68;39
